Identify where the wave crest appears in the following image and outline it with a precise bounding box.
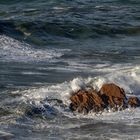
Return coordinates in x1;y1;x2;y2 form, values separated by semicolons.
0;35;69;62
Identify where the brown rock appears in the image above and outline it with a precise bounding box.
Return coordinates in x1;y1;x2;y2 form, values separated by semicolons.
128;96;140;107
70;90;105;113
69;83;140;114
99;83;127;109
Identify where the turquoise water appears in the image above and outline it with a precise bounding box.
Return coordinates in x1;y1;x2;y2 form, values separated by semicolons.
0;0;140;139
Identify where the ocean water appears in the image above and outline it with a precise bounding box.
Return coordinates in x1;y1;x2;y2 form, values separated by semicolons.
0;0;140;139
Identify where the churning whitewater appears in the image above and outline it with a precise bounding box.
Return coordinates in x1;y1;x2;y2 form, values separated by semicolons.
0;0;140;139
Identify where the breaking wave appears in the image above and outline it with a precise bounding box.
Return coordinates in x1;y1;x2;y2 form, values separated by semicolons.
8;64;140;121
0;35;69;62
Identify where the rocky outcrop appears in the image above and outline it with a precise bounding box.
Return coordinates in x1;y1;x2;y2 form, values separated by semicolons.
99;83;127;110
69;83;140;114
70;90;105;114
127;96;140;107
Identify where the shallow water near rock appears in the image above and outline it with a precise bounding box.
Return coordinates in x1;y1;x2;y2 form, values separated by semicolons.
0;0;140;139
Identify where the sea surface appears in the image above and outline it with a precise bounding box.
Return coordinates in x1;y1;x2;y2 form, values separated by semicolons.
0;0;140;139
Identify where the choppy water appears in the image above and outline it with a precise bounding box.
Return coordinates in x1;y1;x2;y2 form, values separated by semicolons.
0;0;140;139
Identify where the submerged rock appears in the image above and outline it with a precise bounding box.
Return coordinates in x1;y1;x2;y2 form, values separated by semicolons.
25;104;58;119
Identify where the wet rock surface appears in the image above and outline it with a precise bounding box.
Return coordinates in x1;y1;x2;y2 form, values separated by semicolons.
69;83;140;113
128;96;140;107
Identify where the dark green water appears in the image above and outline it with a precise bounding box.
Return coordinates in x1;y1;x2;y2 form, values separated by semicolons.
0;0;140;139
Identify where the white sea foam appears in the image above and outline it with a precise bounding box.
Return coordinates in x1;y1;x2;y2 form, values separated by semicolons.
48;59;137;74
0;35;69;62
20;65;140;101
0;131;14;140
9;63;140;140
4;38;138;121
17;64;140;118
70;77;86;92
